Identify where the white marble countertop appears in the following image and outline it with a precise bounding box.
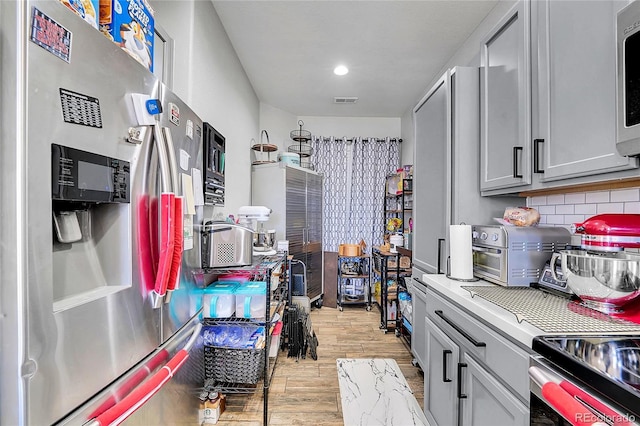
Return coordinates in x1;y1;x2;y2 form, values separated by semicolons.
337;358;430;426
420;274;559;348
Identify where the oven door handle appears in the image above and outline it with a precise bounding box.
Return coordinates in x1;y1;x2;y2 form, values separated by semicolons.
540;381;595;426
558;380;634;426
529;366;630;426
471;246;502;256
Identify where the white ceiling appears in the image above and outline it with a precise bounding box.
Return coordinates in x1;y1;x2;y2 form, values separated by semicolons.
212;0;498;118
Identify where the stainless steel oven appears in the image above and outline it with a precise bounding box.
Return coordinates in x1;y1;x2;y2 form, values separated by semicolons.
530;336;640;426
617;0;640;156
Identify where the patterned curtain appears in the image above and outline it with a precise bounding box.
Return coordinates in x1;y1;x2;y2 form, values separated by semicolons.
311;136;400;252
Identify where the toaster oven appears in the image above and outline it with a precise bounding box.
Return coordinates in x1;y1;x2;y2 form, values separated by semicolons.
471;225;571;286
201;221;253;268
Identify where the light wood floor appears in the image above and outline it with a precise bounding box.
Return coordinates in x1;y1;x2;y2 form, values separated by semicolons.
214;306;424;425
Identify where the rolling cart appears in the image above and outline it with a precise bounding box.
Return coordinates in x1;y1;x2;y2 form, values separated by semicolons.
337;255;371;311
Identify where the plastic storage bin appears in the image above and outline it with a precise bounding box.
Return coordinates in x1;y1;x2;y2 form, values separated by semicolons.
203;281;240;318
235;281;267;319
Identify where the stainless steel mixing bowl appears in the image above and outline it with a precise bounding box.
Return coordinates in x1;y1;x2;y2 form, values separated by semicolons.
551;249;640;313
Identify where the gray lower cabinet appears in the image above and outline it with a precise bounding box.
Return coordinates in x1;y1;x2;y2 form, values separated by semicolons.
425;316;459;426
531;0;637;182
252;163;324;303
460;355;529;426
410;275;428;370
424;286;530;426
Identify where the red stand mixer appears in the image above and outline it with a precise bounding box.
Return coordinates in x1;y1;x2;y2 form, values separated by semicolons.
552;214;640;323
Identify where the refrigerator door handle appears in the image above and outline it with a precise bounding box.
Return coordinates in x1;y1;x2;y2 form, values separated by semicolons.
161;126;179;193
150;125;176;308
86;323;202;426
154;124;173;193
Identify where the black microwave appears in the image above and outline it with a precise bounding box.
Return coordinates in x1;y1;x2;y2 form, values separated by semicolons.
203;122;225;206
51;143;129;203
617;0;640;156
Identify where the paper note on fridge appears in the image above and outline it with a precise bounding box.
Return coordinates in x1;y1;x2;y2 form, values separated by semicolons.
192;168;205;206
181;173;197;215
179;149;190;171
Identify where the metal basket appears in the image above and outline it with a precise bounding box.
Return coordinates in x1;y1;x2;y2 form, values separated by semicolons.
290;120;311;142
299;158;314;170
204;345;265;384
287;143;313;158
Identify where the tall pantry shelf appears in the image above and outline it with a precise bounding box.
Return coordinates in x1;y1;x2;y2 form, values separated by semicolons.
371;248;411;333
395;246;413;348
384;176;413;247
197;253;289;425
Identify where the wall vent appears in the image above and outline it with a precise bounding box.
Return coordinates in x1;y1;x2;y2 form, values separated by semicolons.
334;97;358;104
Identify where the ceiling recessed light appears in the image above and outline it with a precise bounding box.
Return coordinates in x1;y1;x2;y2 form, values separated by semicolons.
334;65;349;76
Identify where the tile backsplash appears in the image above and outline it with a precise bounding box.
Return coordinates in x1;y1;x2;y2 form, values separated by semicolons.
527;187;640;227
527;187;640;248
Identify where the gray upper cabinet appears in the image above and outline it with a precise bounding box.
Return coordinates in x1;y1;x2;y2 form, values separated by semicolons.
413;73;448;274
414;68;519;273
531;0;638;181
480;0;531;192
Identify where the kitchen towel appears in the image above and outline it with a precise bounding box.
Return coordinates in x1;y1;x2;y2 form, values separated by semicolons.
449;225;474;280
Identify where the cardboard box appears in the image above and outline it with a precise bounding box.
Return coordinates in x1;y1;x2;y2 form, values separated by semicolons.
198;395;226;425
99;0;154;72
60;0;99;29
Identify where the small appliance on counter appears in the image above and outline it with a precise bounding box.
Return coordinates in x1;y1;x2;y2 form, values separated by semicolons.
237;205;277;255
550;214;640;321
201;221;254;268
471;224;571;286
535;260;573;296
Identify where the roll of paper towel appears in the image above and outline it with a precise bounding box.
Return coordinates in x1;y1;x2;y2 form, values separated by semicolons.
449;225;474;280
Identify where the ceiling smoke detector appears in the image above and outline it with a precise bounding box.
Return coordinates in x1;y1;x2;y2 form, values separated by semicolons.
334;97;358;104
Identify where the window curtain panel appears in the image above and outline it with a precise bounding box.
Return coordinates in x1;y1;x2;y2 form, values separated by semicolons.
311;136;400;252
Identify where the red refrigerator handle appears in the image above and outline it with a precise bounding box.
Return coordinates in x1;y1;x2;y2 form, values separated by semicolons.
153;192;175;298
88;323;201;426
167;196;184;292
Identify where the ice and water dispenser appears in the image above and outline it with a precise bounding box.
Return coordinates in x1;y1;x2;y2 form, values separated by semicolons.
51;143;131;306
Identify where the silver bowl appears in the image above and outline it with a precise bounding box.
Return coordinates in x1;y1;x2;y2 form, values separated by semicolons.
551;249;640;313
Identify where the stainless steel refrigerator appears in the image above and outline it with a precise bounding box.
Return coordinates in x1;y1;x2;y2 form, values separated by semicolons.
1;2;205;424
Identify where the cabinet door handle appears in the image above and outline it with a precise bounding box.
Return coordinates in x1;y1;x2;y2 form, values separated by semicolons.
434;310;486;347
457;362;468;399
533;139;544;174
442;350;452;383
436;238;445;274
512;146;523;178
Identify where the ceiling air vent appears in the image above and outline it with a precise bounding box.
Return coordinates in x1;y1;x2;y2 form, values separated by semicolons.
334;97;358;104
